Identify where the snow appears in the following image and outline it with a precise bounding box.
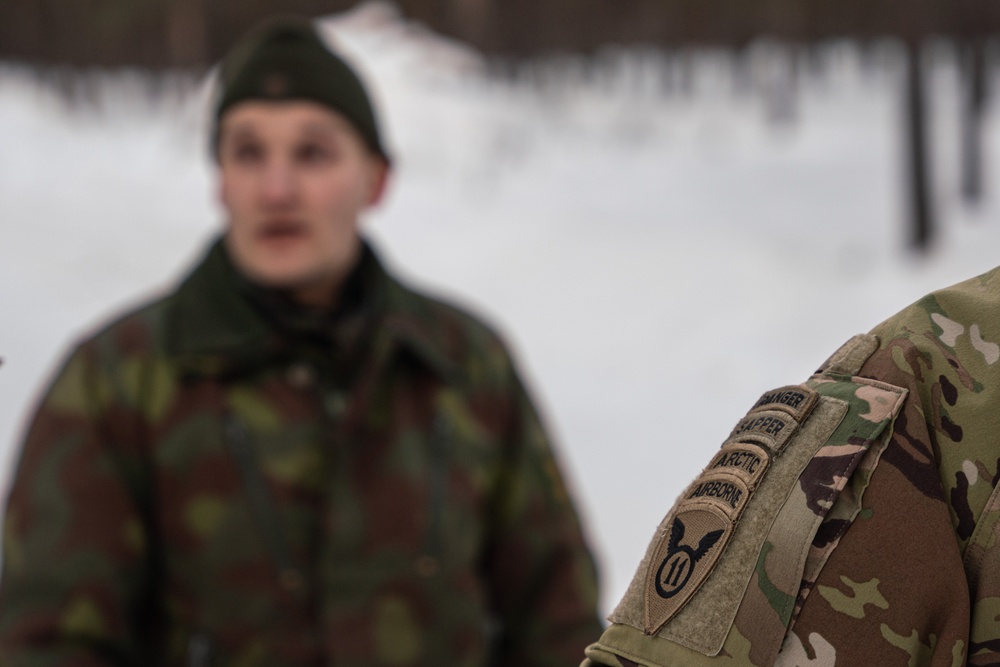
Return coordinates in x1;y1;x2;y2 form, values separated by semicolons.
3;2;1000;613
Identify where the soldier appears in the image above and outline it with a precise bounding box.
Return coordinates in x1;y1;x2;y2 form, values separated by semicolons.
0;17;601;666
583;268;1000;666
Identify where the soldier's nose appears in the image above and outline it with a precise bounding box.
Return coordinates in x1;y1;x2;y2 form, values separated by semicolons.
260;160;297;206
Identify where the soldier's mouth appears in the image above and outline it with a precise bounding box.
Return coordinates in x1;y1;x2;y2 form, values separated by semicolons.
258;220;307;241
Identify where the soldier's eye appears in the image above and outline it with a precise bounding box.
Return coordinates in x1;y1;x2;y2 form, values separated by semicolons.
295;142;335;165
231;142;264;164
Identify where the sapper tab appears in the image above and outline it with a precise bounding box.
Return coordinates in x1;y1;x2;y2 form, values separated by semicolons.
725;410;798;454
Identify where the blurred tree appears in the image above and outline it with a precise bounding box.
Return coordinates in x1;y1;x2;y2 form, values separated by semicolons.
904;41;933;251
2;0;999;250
961;40;988;206
166;0;208;67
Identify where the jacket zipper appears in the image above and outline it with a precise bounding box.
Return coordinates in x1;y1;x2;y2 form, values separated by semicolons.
423;412;450;562
223;414;302;594
187;632;213;667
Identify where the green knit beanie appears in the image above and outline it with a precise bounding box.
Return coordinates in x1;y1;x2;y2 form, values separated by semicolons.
213;16;389;161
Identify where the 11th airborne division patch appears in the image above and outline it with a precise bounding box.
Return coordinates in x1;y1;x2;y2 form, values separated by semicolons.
644;385;819;635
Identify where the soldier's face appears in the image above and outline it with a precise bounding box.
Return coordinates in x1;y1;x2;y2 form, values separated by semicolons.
217;101;387;306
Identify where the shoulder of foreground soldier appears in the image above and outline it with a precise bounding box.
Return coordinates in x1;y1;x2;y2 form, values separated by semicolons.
583;265;1000;667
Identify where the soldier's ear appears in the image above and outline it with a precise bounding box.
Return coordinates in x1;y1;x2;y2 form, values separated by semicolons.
217;173;231;211
366;158;390;207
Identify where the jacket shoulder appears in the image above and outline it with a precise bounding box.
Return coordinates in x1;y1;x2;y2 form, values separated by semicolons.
864;265;1000;476
38;291;179;422
870;265;1000;350
385;275;521;383
859;266;1000;554
71;290;175;364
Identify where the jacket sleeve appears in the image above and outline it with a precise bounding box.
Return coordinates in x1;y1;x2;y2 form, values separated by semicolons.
0;341;154;666
583;318;1000;667
779;315;1000;666
772;340;973;665
966;491;1000;664
775;291;1000;665
483;366;602;667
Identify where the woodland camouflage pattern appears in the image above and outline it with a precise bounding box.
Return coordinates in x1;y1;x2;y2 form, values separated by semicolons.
0;238;601;666
584;266;1000;667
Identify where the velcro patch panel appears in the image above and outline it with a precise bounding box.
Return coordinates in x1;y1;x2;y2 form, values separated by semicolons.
633;382;835;638
600;343;909;667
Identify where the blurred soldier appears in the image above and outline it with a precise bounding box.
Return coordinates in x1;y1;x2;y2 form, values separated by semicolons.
583;270;1000;666
0;18;601;666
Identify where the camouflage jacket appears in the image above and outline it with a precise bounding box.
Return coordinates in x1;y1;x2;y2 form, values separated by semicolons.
0;238;601;667
584;266;1000;667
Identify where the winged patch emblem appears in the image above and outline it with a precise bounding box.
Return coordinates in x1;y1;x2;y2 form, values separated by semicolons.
654;518;725;599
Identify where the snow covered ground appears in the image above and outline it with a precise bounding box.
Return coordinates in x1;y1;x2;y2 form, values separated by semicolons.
3;2;1000;613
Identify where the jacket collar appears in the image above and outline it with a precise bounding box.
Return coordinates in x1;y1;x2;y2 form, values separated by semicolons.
166;236;458;382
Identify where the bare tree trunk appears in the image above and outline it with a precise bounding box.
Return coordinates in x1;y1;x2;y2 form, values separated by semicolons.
166;0;209;68
961;38;987;206
448;0;492;48
904;41;933;252
761;42;799;125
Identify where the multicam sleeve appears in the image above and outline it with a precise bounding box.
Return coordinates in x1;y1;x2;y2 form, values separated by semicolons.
781;300;1000;666
873;297;1000;666
483;367;602;667
581;320;1000;667
0;341;153;666
966;489;1000;665
772;347;972;665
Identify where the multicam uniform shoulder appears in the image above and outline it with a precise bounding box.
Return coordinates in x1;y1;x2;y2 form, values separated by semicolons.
836;267;1000;666
585;335;907;667
585;266;1000;667
862;267;1000;549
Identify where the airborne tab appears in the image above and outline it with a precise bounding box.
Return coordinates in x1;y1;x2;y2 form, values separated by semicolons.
685;473;750;518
